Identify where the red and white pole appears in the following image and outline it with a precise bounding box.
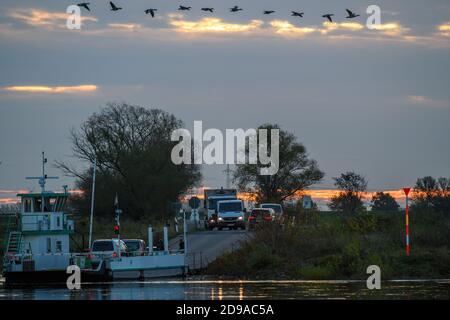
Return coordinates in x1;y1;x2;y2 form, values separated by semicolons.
403;188;411;256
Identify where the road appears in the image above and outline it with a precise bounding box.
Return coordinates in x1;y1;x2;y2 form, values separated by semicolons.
169;229;250;270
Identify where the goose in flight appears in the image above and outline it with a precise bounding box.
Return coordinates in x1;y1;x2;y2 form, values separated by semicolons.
263;10;275;15
230;6;243;13
345;9;360;19
145;8;157;17
291;11;304;17
77;3;90;12
322;14;334;23
178;6;191;11
109;1;122;11
201;8;214;13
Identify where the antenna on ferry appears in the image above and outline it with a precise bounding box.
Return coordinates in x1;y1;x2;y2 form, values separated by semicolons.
88;158;97;249
26;151;58;193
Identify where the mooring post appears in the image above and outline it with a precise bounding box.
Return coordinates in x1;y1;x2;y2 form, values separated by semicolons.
163;225;169;253
148;226;153;255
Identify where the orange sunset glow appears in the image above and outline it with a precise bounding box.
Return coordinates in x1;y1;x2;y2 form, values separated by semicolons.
4;85;98;94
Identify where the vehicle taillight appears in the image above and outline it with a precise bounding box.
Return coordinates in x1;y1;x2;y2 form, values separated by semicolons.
112;252;117;258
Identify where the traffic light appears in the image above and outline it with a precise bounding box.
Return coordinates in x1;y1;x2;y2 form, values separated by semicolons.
114;225;120;235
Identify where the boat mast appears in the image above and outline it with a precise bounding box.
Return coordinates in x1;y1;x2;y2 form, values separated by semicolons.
88;158;97;249
26;151;58;212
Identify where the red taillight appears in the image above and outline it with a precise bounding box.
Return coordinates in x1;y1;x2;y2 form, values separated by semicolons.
87;253;92;260
112;252;117;258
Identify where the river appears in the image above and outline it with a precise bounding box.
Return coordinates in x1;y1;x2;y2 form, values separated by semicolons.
0;278;449;300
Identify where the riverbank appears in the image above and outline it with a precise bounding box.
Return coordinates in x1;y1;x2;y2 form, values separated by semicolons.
206;211;450;280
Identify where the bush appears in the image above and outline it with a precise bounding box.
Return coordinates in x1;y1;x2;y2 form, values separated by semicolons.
206;210;450;280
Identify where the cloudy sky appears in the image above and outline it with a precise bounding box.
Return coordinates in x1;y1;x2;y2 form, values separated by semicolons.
0;0;449;198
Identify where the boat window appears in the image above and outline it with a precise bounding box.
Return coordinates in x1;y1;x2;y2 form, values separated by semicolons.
23;198;32;212
56;240;62;252
43;196;56;212
124;241;140;251
33;197;42;212
46;238;52;253
92;241;114;251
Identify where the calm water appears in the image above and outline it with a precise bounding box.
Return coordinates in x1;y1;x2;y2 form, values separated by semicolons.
1;278;449;300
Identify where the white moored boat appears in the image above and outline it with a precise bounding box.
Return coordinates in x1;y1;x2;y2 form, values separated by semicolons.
2;153;74;285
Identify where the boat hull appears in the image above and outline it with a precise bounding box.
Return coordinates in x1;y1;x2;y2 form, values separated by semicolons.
3;270;69;286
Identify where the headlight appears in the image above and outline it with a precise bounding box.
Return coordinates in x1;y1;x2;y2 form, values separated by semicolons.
237;216;243;221
218;217;223;221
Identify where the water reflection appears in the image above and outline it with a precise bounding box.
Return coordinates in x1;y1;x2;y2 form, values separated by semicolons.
0;278;449;300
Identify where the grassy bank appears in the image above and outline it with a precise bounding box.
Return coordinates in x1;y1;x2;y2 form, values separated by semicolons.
206;211;450;280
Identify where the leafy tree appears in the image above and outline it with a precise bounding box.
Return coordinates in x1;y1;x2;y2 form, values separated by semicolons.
57;102;201;220
412;176;450;216
233;124;324;203
371;192;399;212
329;172;367;214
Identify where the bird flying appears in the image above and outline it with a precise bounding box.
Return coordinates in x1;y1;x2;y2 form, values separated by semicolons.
230;6;243;13
291;11;304;17
263;10;275;15
178;6;191;11
322;14;334;23
145;8;157;17
201;8;214;13
345;9;360;19
109;1;122;11
77;3;90;12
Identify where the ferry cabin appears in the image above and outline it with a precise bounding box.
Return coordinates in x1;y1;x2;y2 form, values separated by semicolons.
3;191;74;283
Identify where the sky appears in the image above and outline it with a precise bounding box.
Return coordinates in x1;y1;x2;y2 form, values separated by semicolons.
0;0;449;202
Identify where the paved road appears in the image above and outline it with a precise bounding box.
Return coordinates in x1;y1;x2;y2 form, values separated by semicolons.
170;229;250;270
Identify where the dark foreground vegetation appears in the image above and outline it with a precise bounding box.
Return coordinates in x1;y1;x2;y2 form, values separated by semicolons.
206;210;450;280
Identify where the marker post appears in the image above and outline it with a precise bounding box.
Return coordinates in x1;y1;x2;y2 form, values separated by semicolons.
403;188;411;256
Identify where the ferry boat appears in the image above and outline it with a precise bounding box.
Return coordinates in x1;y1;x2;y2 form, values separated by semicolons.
2;152;187;285
2;153;74;285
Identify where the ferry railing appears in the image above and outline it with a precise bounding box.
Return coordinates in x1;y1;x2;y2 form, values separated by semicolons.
3;249;187;268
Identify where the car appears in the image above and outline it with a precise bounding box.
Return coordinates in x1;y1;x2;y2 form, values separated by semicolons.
123;239;146;256
89;239;128;267
260;203;284;221
216;199;246;230
248;208;275;229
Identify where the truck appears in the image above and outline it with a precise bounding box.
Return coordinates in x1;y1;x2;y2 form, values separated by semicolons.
216;199;246;230
204;188;238;230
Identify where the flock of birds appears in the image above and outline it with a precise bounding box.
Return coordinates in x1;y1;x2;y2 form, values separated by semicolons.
76;2;361;22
